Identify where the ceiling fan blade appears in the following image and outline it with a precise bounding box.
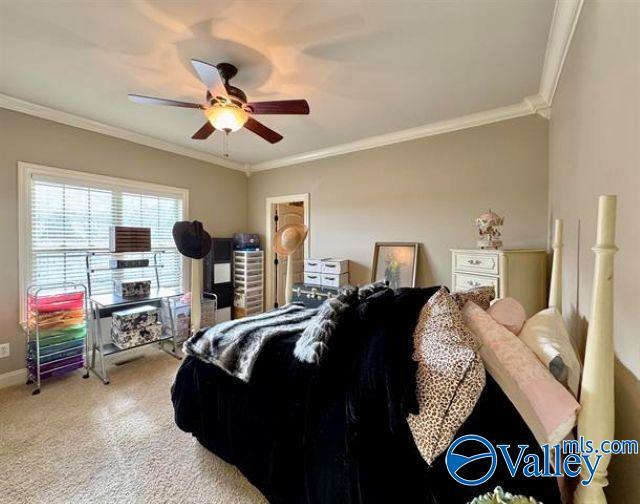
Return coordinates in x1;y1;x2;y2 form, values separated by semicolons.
128;94;203;109
190;59;229;100
246;100;310;115
244;117;283;144
191;122;216;140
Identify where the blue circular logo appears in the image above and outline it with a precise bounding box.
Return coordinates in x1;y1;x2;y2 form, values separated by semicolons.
446;434;497;486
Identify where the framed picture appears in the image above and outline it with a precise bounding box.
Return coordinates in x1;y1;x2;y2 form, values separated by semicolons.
371;242;419;289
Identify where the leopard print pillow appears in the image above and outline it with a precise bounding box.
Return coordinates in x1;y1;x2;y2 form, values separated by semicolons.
451;285;495;310
407;287;486;464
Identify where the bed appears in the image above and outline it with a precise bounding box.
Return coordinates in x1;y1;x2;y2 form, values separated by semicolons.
171;195;617;504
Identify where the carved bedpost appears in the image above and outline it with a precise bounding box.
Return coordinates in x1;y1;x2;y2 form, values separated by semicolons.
549;218;564;312
574;196;617;504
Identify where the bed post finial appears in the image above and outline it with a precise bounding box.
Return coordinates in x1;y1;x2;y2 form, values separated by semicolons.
549;218;564;312
574;195;617;504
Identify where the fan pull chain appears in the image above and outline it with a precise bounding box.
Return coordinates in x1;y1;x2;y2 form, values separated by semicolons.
223;130;230;158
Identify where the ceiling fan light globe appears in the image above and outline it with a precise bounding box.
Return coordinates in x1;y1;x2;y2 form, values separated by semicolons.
205;104;248;132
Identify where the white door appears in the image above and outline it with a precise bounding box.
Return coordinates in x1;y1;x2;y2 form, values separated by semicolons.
274;202;305;307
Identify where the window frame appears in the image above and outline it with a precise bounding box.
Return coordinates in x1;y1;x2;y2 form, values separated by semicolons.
18;162;190;322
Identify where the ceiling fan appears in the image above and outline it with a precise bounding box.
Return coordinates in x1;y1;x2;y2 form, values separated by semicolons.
128;59;310;145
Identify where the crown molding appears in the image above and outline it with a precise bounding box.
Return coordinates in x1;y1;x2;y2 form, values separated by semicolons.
524;93;551;118
251;99;537;171
0;94;245;172
538;0;584;108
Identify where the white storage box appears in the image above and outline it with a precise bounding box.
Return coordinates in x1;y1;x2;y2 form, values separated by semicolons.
304;258;326;273
304;272;323;286
320;258;349;275
321;272;349;288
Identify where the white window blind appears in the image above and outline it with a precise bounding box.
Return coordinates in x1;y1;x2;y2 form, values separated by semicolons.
24;166;186;302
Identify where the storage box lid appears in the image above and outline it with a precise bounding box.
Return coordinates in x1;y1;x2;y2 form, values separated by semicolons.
112;305;158;317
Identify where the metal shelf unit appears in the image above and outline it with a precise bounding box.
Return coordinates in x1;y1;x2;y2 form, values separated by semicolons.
84;250;184;384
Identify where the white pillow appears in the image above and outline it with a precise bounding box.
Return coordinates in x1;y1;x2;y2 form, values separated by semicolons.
519;308;582;397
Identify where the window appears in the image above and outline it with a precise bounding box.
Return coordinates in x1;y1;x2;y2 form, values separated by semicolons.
19;163;188;319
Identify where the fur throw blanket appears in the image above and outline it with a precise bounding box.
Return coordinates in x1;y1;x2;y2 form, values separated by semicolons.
183;304;318;382
183;282;388;381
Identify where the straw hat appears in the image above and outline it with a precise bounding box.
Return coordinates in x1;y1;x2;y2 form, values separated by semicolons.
273;223;308;256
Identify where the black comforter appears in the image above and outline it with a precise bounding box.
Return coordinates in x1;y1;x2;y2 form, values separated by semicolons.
172;287;561;504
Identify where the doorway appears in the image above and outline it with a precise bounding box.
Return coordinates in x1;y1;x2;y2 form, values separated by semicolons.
265;193;310;309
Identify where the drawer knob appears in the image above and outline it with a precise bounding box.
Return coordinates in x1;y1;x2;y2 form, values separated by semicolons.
467;280;481;287
467;259;481;265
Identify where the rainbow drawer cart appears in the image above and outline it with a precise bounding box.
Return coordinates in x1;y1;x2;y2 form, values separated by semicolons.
25;283;88;395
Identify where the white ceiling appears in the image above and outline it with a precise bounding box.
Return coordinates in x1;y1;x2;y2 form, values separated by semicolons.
0;0;555;167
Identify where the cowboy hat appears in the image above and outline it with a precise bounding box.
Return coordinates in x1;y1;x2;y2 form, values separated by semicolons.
273;223;308;256
172;220;212;259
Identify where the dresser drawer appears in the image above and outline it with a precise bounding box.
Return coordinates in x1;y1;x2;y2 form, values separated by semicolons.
454;252;499;275
453;273;499;293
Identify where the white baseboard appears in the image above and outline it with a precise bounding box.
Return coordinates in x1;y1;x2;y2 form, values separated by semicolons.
0;368;27;390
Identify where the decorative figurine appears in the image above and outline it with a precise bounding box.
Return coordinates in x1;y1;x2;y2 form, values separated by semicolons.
475;209;504;249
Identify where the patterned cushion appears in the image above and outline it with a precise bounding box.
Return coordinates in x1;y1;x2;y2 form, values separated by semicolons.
407;288;486;464
451;285;495;310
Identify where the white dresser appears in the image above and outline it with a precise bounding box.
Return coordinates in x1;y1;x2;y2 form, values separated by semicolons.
450;249;548;317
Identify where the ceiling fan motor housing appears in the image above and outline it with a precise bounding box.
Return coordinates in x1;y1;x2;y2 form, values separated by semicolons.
214;63;247;105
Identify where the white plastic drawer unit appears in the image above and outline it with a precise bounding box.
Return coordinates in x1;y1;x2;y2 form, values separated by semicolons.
303;272;322;286
320;259;349;275
321;273;349;288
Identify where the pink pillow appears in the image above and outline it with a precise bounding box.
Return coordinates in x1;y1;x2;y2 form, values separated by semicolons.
462;301;580;445
487;297;526;335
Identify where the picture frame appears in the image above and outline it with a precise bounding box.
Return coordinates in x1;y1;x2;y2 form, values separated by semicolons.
371;242;419;289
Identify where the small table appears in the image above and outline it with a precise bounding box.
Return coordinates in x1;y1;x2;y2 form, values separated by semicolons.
85;288;184;384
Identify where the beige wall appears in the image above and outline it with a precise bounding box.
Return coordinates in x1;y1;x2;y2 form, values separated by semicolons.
0;108;248;375
548;1;639;501
248;115;549;289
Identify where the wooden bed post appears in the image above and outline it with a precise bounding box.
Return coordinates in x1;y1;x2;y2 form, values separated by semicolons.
549;218;564;313
574;195;617;504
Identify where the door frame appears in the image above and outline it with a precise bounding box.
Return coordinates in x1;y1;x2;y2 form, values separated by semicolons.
265;193;310;309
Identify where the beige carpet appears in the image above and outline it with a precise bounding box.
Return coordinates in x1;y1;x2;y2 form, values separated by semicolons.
0;351;266;504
